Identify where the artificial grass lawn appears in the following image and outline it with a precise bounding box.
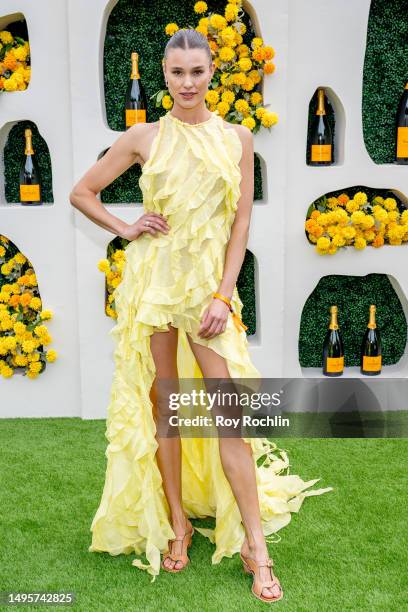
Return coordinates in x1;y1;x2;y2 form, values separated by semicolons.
0;418;406;611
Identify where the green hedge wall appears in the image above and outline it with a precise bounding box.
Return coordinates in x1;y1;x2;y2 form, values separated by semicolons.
299;273;407;368
362;0;408;164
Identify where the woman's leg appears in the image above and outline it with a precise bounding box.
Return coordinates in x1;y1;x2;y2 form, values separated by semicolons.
150;325;192;570
186;334;281;600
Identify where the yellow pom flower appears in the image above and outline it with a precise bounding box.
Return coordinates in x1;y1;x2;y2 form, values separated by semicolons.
225;3;239;21
1;365;14;378
237;44;250;57
195;25;208;37
345;200;359;213
13;45;28;62
361;215;375;229
250;92;262;106
333;209;349;225
354;191;368;207
255;107;266;119
383;197;397;211
234;98;249;114
261;112;278;128
46;349;57;363
30;297;42;310
162;94;173;109
194;1;208;13
98;259;110;273
332;234;346;247
29;361;42;374
220;26;236;47
241;116;256;130
165;23;179;36
22;340;35;353
350;211;366;225
216;101;230;116
206;90;219;105
0;31;14;44
372;205;388;223
238;57;252;72
221;90;235;104
387;210;400;222
232;72;246;85
364;230;376;242
354;237;367;250
251;37;264;49
317;237;331;251
15;354;28;367
242;77;255;92
210;14;227;30
342;226;356;240
26;370;39;379
13;322;26;334
40;309;53;320
219;46;235;62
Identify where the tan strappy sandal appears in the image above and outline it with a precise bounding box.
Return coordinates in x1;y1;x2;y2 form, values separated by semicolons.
240;552;284;603
161;523;194;573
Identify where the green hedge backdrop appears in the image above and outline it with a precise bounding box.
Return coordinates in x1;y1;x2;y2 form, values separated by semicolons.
362;0;408;164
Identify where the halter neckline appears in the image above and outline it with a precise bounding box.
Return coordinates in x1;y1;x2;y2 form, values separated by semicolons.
167;111;216;128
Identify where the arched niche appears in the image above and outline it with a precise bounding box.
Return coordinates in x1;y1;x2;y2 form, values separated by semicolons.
0;233;51;378
304;185;407;250
306;86;345;166
0;13;30;93
299;273;407;371
362;0;408;164
102;0;259;131
1;121;54;205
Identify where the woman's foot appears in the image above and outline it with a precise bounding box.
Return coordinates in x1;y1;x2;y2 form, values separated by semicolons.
240;537;283;601
162;516;194;572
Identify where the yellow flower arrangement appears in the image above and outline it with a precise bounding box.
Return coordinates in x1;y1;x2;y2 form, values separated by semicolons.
0;30;30;92
0;234;56;378
157;1;277;133
305;192;408;256
98;242;130;319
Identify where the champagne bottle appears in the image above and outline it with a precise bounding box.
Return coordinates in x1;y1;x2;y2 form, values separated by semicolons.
395;82;408;164
322;305;344;376
309;88;333;166
125;52;147;129
19;128;42;206
360;305;382;375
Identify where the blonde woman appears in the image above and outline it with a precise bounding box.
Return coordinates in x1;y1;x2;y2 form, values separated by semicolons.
70;29;332;604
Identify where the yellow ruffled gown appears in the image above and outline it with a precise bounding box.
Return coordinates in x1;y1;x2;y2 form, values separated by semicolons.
89;110;333;580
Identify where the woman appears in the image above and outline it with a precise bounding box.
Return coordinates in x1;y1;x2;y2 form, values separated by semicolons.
70;29;332;604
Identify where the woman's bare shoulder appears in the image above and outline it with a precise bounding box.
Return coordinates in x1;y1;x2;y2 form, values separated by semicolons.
128;120;161;166
221;118;253;146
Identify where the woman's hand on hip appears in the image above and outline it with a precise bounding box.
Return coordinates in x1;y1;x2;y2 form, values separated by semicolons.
122;213;170;240
198;299;229;339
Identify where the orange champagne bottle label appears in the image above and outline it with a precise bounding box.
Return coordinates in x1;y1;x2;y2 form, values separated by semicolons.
362;355;382;372
126;108;146;126
326;356;344;373
311;144;332;162
397;127;408;158
20;184;40;201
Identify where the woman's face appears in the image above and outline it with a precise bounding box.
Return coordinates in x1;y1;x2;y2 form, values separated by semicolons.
163;48;214;109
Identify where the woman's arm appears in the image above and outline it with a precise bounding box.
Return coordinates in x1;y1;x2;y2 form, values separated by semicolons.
69;124;168;240
216;125;254;300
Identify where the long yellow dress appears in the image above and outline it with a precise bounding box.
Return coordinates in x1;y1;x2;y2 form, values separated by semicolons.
89;110;333;580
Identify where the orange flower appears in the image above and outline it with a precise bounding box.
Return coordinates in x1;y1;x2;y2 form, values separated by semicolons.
337;193;350;205
372;234;384;248
311;210;321;219
20;293;32;307
8;295;20;307
263;62;275;74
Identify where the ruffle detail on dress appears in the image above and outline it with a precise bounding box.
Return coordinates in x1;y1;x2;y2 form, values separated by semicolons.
89;110;333;580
